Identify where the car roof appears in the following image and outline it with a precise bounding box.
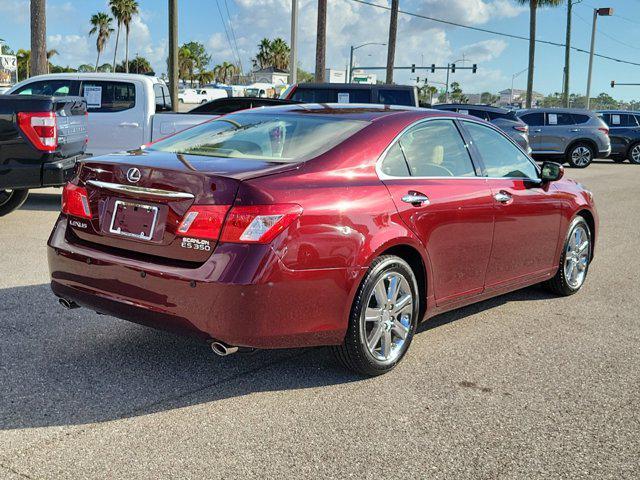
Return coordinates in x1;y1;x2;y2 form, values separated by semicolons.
596;109;640;114
9;73;163;89
433;103;510;113
293;83;414;91
518;107;597;115
226;103;453;121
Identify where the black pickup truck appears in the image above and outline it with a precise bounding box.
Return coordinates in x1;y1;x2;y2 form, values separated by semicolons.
0;95;87;216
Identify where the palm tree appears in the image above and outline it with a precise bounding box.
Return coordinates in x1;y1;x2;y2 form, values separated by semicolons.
46;48;58;74
214;62;237;84
315;0;327;82
109;0;125;71
254;38;272;70
17;49;31;79
89;12;114;71
386;0;399;84
178;45;195;85
121;0;139;73
30;0;48;76
516;0;564;107
270;38;290;70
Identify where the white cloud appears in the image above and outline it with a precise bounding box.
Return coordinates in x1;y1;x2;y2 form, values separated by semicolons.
459;39;508;63
0;0;28;23
47;34;92;67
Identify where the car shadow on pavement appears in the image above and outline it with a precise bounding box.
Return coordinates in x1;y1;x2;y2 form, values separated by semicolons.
19;191;62;212
0;282;554;431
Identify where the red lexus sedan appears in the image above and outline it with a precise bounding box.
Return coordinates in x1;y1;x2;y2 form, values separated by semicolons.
48;104;597;376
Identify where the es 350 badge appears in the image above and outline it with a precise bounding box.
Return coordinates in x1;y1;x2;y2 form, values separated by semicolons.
181;237;211;251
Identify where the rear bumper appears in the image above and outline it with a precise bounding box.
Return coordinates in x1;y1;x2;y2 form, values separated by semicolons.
598;145;612;158
42;155;80;187
48;217;354;349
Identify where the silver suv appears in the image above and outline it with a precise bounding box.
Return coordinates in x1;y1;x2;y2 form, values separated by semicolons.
517;108;611;168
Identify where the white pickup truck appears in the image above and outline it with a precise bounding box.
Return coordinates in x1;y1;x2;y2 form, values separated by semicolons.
7;73;218;156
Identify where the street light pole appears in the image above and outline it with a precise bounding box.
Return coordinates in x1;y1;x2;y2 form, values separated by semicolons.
586;7;613;109
290;0;298;84
511;67;528;105
347;42;386;84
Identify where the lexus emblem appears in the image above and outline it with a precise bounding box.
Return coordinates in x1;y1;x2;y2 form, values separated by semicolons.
126;167;141;183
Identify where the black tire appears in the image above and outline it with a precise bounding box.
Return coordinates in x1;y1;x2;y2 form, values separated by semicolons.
179;98;184;103
566;143;595;168
627;142;640;164
332;255;419;376
546;216;592;296
612;157;625;163
0;189;29;217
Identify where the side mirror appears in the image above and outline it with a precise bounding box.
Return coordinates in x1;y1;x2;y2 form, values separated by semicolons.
540;161;564;182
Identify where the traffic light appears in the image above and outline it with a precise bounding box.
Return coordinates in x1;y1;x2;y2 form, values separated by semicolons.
450;63;456;73
472;64;477;74
411;64;415;73
431;64;436;73
611;80;615;88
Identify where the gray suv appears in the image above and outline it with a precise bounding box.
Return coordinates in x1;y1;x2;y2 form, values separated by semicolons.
517;108;611;168
432;104;531;153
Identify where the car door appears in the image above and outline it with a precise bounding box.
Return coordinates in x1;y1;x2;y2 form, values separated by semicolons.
378;118;495;304
461;120;562;289
80;79;145;156
520;112;545;152
544;111;576;153
607;113;636;154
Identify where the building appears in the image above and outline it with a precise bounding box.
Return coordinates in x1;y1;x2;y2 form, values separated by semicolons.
351;69;377;84
251;67;289;87
498;88;544;107
0;54;18;88
325;68;346;83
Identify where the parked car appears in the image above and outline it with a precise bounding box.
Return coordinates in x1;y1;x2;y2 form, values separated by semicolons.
188;96;300;115
178;87;228;104
49;104;597;376
596;110;640;164
281;82;419;107
0;94;87;216
6;73;218;156
431;104;531;153
516;108;611;168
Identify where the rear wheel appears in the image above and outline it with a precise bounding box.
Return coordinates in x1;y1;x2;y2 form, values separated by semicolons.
547;216;592;296
567;143;594;168
0;189;29;217
332;255;419;376
627;143;640;164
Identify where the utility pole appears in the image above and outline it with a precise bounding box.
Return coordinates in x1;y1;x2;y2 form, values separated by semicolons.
445;64;451;103
563;1;581;107
315;0;327;82
385;0;399;84
168;0;179;111
586;7;613;109
348;46;354;83
290;0;298;84
30;0;47;77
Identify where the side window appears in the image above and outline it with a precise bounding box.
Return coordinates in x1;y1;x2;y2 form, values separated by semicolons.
399;120;476;177
380;143;410;177
161;84;172;109
80;81;136;112
153;84;166;111
572;114;591;125
467;109;490;121
519;112;544;126
14;80;75;96
463;121;538;179
600;113;612;126
377;89;412;106
547;112;574;126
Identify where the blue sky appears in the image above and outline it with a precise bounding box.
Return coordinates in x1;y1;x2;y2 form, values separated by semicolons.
1;0;639;100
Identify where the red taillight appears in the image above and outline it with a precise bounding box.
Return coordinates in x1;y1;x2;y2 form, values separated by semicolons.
17;112;58;151
220;204;303;244
513;125;529;133
599;127;609;135
62;183;91;219
177;205;230;241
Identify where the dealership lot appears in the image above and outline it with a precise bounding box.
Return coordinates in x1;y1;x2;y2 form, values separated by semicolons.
0;162;638;479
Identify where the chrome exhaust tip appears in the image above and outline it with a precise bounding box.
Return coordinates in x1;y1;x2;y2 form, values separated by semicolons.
210;341;239;356
59;298;80;310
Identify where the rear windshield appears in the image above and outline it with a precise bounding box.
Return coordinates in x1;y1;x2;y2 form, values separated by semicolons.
149;112;368;162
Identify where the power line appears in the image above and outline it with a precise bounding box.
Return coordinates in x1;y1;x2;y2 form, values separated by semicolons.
215;0;241;72
346;0;640;68
223;0;244;74
574;11;638;51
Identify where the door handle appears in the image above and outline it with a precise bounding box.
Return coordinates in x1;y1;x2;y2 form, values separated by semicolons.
533;129;542;133
493;191;512;204
119;122;140;128
402;193;430;206
570;128;580;132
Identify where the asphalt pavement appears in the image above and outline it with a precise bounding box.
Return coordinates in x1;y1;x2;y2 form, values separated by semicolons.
0;160;638;479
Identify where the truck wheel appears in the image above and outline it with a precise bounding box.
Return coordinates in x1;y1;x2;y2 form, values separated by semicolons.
0;189;29;217
567;143;594;168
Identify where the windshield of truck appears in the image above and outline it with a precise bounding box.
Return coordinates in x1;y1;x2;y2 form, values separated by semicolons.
148;112;368;162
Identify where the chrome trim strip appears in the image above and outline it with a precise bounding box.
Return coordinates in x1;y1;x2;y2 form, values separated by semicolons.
375;115;541;182
86;180;195;199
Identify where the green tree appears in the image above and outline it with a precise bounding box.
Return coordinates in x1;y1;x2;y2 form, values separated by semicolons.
0;39;13;55
449;82;467;103
46;48;58;74
296;67;314;83
480;91;499;105
89;12;114;71
17;49;31;79
252;38;290;71
182;41;210;85
121;0;139;73
116;56;152;74
109;0;125;71
516;0;565;108
213;61;237;84
78;64;95;72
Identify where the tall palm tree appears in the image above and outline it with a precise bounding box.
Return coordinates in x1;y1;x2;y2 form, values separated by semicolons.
254;38;272;70
315;0;327;82
120;0;139;73
386;0;399;84
178;45;195;85
214;62;237;84
270;38;290;70
89;12;114;71
516;0;564;107
46;48;58;74
109;0;125;71
30;0;48;76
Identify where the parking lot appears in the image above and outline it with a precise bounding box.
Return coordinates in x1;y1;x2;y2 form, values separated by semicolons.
0;161;638;479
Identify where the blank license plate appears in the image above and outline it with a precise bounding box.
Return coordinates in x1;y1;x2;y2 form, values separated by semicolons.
109;200;158;241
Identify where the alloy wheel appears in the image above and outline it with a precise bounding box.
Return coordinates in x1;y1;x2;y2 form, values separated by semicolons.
571;146;592;167
630;144;640;164
564;224;590;289
361;272;413;364
0;190;13;207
